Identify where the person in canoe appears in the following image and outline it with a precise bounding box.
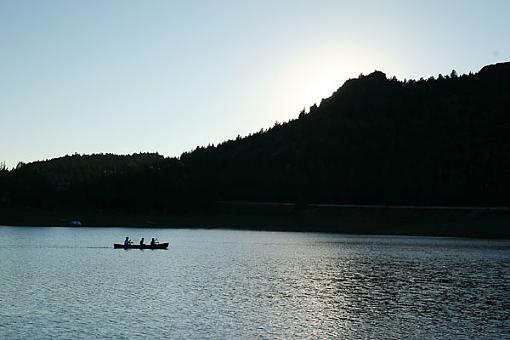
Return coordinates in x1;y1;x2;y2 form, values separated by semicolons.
140;237;145;246
150;238;158;246
124;237;132;246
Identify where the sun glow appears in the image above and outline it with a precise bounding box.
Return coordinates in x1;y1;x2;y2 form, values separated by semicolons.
268;43;397;122
300;73;347;110
268;45;372;121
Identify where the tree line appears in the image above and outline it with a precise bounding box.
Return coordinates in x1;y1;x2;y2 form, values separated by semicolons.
1;62;509;212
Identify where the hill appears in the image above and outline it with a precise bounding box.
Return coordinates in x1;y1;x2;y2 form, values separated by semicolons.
1;62;510;216
182;62;510;206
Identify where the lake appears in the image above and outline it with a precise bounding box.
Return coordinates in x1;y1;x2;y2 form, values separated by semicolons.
0;226;509;339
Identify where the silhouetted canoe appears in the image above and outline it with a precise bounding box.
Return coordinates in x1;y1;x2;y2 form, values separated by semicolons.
113;243;169;249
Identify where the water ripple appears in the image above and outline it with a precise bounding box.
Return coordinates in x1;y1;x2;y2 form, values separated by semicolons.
0;228;509;339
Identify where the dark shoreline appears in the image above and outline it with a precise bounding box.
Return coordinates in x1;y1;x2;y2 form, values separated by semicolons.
1;206;509;239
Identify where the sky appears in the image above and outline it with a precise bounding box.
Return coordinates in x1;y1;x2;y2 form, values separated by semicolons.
1;0;509;168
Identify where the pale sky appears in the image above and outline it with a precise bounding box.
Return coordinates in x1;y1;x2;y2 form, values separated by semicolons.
1;0;509;167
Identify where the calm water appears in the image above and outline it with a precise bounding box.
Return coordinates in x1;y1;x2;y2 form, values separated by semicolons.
0;227;509;339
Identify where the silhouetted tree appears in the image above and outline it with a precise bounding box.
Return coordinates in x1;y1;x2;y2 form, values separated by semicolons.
2;62;510;211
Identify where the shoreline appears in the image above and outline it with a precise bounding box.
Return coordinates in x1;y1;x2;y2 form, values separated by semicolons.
1;206;509;239
2;224;509;241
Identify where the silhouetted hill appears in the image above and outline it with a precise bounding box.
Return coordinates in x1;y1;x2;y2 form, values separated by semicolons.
181;62;510;206
1;62;510;213
1;153;193;211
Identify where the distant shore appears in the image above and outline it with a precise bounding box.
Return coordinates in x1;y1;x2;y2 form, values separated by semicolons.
1;204;509;239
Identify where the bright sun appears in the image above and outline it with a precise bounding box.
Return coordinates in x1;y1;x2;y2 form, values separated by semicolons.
300;74;346;110
279;61;349;115
267;44;392;122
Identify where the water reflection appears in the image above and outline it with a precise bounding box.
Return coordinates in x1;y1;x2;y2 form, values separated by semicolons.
0;228;509;338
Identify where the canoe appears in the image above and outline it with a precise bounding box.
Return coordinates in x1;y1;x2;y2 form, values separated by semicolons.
113;243;169;249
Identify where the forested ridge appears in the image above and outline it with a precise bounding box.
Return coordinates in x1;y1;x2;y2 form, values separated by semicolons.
1;62;510;213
